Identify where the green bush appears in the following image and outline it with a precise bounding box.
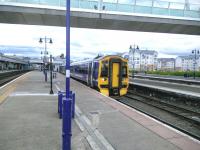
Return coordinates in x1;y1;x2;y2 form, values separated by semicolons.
147;71;200;77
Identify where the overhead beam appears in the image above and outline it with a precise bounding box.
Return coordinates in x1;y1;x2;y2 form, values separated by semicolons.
0;4;200;35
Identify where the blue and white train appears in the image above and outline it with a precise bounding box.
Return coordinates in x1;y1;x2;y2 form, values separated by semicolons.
60;55;129;96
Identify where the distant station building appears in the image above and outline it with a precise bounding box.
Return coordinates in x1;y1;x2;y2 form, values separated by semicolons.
53;56;65;72
129;45;158;72
28;54;66;71
0;54;29;70
29;58;43;70
175;55;200;71
157;58;175;71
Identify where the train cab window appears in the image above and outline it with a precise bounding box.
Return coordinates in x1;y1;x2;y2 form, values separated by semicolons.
100;61;108;77
122;62;128;77
122;67;127;77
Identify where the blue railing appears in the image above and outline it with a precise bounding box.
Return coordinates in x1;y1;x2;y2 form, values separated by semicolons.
1;0;200;19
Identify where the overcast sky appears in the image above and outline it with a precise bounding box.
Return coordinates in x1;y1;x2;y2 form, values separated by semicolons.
0;23;200;60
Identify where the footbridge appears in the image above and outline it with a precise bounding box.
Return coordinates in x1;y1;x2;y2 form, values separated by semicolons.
0;0;200;35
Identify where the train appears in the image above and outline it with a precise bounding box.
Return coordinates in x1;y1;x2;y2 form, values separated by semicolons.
60;55;129;96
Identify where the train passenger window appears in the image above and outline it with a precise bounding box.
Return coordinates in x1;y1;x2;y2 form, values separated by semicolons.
122;66;127;77
70;67;74;72
101;61;108;77
93;63;99;79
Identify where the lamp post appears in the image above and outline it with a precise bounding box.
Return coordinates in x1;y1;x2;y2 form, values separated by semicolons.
192;49;199;79
129;45;139;78
145;56;148;75
39;36;53;82
49;54;54;94
129;45;134;77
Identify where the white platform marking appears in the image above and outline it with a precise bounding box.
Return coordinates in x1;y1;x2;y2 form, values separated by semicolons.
55;84;61;91
86;136;101;150
0;72;30;90
75;104;115;150
10;93;57;96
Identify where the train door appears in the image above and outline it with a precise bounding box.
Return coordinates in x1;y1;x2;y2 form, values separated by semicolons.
109;59;121;96
112;63;119;87
88;62;92;86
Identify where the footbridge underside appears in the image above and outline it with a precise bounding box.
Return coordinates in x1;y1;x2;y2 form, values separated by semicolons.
0;4;200;35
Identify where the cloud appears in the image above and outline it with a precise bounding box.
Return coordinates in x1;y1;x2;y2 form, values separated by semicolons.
0;24;200;61
71;41;83;48
0;45;41;56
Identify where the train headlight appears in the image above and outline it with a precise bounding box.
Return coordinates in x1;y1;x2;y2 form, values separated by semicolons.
101;78;107;81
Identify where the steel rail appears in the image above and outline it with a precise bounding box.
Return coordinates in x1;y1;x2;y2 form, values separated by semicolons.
115;93;200;140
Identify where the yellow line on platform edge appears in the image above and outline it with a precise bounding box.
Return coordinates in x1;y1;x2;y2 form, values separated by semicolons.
0;72;30;105
0;86;16;104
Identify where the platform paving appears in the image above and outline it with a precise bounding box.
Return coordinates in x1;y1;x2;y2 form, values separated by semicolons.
0;71;91;150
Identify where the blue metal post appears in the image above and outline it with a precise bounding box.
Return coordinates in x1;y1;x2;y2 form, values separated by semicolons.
58;91;63;119
72;93;75;118
62;0;71;150
66;0;70;98
58;91;61;113
62;97;72;150
58;91;66;119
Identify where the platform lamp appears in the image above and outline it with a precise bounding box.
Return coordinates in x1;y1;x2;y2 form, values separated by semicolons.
192;49;199;79
49;54;54;94
129;45;134;77
130;45;139;78
39;36;53;82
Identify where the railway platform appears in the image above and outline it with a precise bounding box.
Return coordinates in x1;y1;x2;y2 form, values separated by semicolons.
0;71;200;150
0;71;91;150
130;78;200;99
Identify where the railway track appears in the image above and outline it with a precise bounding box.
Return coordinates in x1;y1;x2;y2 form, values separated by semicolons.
115;91;200;140
0;71;29;87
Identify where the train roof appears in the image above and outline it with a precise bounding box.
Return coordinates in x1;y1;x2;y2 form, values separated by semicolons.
94;55;127;61
70;59;93;66
70;55;127;66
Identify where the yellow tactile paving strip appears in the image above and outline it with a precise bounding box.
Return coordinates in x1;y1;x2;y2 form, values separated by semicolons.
0;72;30;104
